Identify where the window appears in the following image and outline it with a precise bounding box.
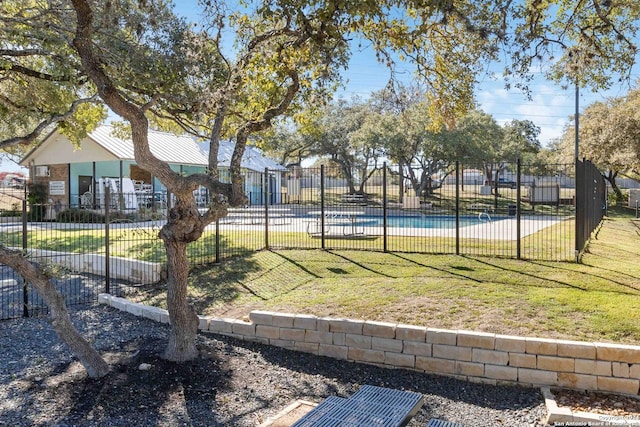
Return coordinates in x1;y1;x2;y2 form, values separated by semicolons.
35;166;50;177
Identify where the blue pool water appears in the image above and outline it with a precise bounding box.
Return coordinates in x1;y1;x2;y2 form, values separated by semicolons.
362;215;505;229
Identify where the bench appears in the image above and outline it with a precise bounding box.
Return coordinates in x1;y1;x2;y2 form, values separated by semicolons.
341;194;367;206
292;384;424;427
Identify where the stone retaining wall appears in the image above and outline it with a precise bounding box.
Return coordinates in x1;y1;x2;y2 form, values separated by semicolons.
98;294;640;395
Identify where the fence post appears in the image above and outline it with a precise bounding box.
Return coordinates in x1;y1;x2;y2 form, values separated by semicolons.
215;219;220;263
320;165;325;249
516;159;521;260
382;162;388;253
575;158;582;262
264;168;269;250
455;161;460;255
105;186;110;294
22;192;28;318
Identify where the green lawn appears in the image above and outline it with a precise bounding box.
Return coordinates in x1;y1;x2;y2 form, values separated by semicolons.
127;212;640;345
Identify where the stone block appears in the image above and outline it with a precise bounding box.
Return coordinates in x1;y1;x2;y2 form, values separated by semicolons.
141;306;166;323
305;330;333;345
159;310;170;324
596;343;640;363
126;302;146;316
348;347;385;364
333;333;346;346
319;344;348;360
279;327;306;341
207;318;234;334
372;337;403;352
457;330;495;349
345;333;372;349
396;324;427;342
472;349;509;366
231;320;256;336
432;344;472;362
597;377;639;395
484;365;518;381
556;340;596;359
509;353;537;369
198;315;210;331
575;359;612;376
630;364;640;379
293;314;317;330
255;325;280;339
385;352;415;369
612;362;631;378
495;335;526;353
249;311;273;325
329;319;364;334
558;373;597;390
537;355;574;373
271;313;296;328
294;342;319;354
415;356;456;374
316;318;331;332
98;294;112;305
455;361;485;377
426;328;457;345
363;321;396;338
518;368;558;386
403;341;432;357
525;338;558;356
111;297;127;311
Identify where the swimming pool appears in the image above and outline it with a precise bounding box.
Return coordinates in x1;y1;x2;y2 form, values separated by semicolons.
328;214;506;229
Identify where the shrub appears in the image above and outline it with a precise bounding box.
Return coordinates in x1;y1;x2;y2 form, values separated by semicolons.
56;208;105;223
27;182;47;221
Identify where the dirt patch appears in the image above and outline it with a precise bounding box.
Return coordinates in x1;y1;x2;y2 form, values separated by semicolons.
553;388;640;417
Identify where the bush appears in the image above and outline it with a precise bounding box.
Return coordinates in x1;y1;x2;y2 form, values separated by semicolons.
56;208;105;223
55;208;137;223
27;182;48;221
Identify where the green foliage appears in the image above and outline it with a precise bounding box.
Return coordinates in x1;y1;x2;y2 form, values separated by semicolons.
56;208;105;223
26;182;47;221
57;103;107;145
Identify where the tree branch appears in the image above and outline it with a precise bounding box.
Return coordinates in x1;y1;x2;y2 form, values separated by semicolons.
0;96;98;149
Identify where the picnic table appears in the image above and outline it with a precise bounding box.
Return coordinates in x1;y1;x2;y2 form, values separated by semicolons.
306;210;367;237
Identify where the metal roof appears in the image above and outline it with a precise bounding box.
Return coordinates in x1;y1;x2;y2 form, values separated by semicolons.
88;125;285;171
89;126;208;166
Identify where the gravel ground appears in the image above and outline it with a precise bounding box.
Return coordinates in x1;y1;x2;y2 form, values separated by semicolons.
0;305;547;426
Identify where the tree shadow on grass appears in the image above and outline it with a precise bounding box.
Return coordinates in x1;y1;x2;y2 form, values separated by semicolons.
466;256;589;291
389;253;484;283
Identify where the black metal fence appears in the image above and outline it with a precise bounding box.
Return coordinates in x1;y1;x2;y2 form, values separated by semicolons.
0;160;601;320
575;158;606;257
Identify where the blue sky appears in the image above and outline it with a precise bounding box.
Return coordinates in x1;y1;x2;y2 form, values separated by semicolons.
1;2;637;173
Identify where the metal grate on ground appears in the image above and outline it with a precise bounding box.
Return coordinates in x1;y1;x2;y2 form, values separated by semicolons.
292;385;423;427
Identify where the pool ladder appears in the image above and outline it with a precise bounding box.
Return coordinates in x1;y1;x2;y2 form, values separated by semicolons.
478;211;492;222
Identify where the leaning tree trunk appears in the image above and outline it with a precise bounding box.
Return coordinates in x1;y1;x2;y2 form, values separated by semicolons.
159;200;203;362
0;246;110;378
